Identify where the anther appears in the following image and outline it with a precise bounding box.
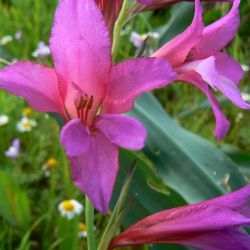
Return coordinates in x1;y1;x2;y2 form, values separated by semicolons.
87;95;94;110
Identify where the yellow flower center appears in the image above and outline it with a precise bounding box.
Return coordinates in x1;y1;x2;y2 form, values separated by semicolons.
79;223;87;232
47;158;57;169
23;108;32;116
23;120;32;128
62;200;75;212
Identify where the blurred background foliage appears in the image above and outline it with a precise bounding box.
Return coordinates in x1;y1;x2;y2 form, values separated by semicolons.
0;0;249;249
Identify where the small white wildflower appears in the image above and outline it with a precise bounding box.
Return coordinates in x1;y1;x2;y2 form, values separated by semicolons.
130;32;147;48
235;112;244;123
148;32;160;39
0;115;9;126
5;139;20;159
14;31;22;40
58;200;83;220
0;35;13;46
242;93;250;102
78;223;87;238
32;41;50;59
241;64;250;72
130;31;160;48
17;117;37;132
12;59;18;64
42;158;57;178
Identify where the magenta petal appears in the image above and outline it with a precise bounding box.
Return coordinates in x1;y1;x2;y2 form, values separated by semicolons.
200;185;250;218
178;55;250;109
152;0;204;66
177;71;230;140
110;204;250;248
69;130;118;214
193;0;240;60
50;0;112;116
173;229;250;250
215;52;243;86
128;205;250;237
95;114;147;150
0;62;64;116
60;119;90;157
102;57;176;114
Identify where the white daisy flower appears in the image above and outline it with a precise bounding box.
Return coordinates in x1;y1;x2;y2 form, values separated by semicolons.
78;223;87;238
58;200;83;220
17;117;37;132
32;41;50;59
42;158;57;178
0;35;13;46
0;115;9;127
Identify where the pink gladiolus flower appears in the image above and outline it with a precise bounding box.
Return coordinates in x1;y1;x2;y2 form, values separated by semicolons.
137;0;233;11
152;0;250;140
110;185;250;250
0;0;176;213
95;0;123;34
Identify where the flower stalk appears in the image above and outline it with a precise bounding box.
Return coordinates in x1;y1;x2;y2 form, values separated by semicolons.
85;196;96;250
112;0;130;60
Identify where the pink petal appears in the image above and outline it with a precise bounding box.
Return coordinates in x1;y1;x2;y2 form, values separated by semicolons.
152;0;204;66
192;0;240;60
50;0;112;118
200;184;250;218
110;205;250;248
94;114;147;150
177;70;230;140
60;119;90;157
0;62;64;116
102;57;176;114
215;52;243;86
110;185;250;249
172;229;250;250
177;55;250;109
68;130;118;214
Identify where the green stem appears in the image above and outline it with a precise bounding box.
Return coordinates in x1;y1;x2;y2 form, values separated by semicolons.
85;196;96;250
0;57;11;65
112;0;130;60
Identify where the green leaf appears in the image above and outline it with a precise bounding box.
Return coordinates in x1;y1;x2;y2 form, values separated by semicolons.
112;150;189;250
114;150;187;226
0;170;31;230
221;144;250;180
129;93;247;204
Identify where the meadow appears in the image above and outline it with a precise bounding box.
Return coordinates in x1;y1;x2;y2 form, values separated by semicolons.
0;0;250;249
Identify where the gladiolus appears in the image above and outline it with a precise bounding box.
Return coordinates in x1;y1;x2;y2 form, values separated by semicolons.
0;0;176;213
110;185;250;250
151;0;250;140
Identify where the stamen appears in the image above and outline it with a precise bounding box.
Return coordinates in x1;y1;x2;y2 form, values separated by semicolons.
84;96;94;125
74;90;94;125
87;95;94;110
